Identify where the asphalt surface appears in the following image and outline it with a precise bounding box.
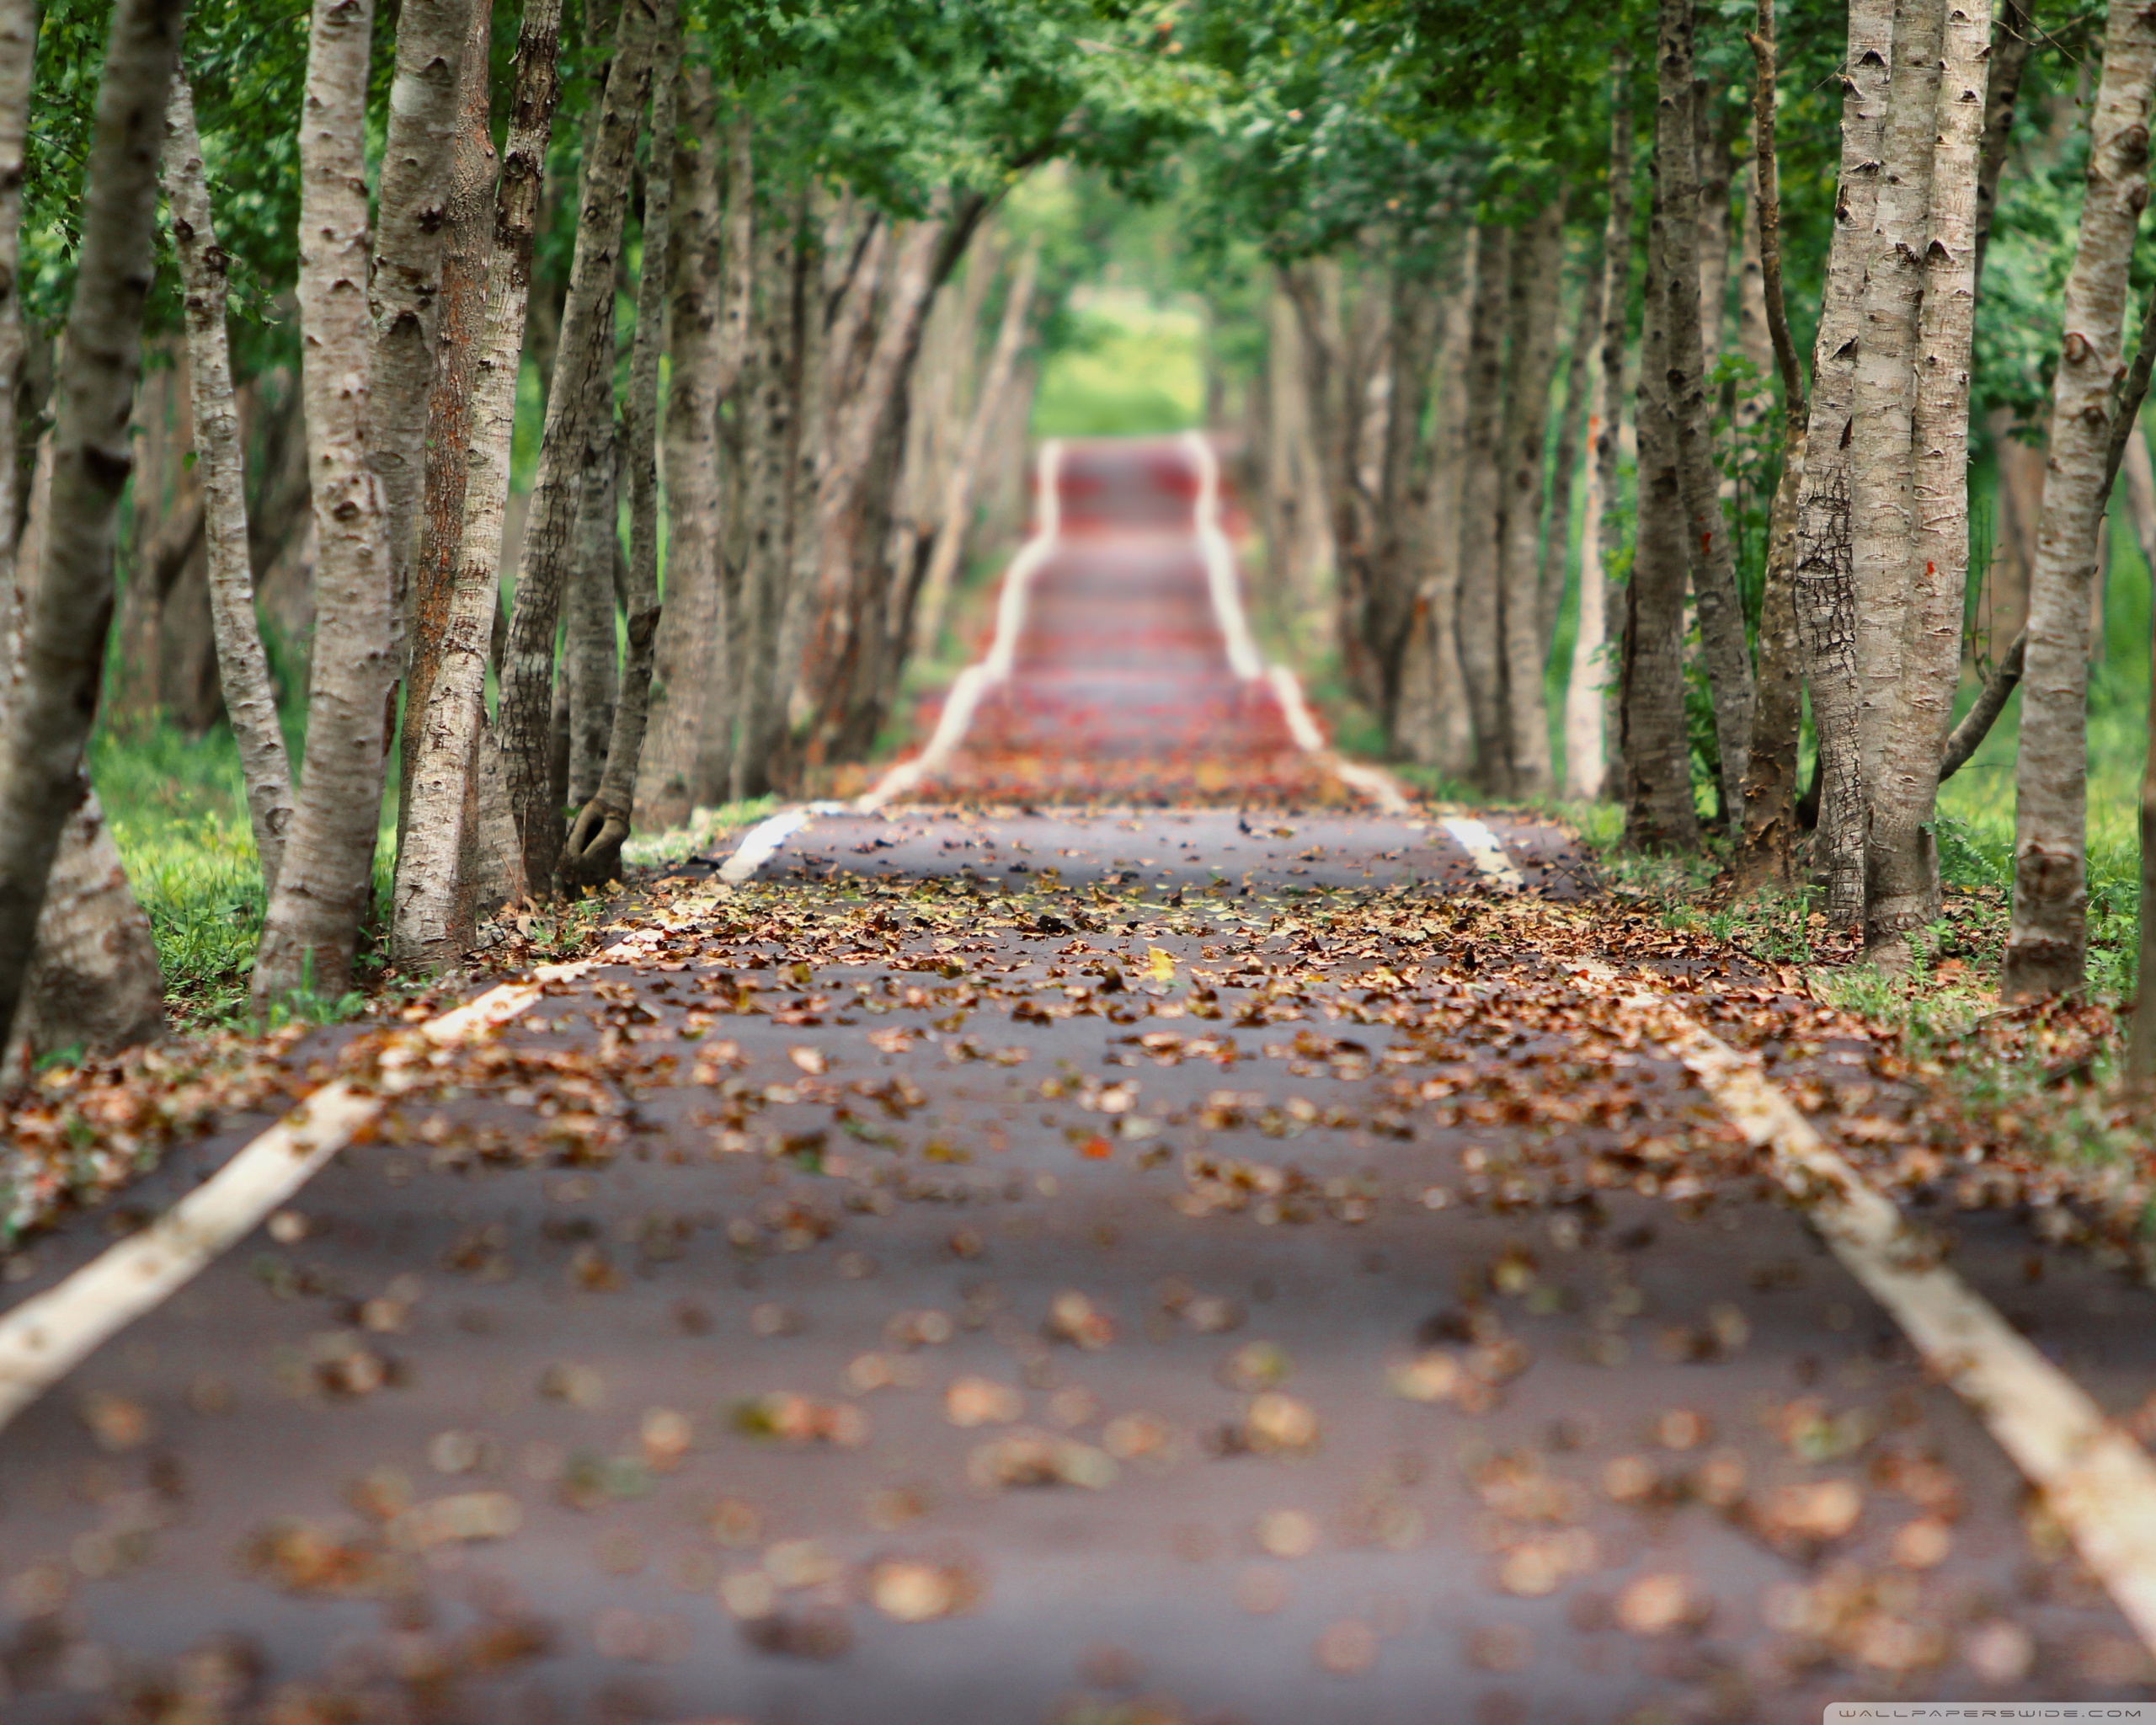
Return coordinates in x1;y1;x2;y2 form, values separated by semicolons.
1;438;2151;1724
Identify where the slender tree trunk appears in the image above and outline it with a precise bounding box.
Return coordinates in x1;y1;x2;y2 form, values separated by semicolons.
1570;55;1634;804
397;0;498;862
729;205;803;803
496;0;654;895
1794;0;1895;925
1972;0;2035;293
1370;265;1444;741
388;0;563;969
1624;152;1703;852
1541;234;1604;657
1657;0;1754;830
1865;0;1992;956
1734;0;1812;894
0;0;183;1048
564;25;678;885
688;109;755;807
163;77;296;897
4;452;162;1073
2005;0;2156;998
910;243;1039;665
564;392;619;809
1851;0;1947;804
0;0;26;628
1497;201;1566;799
1421;276;1477;782
634;65;724;831
369;0;471;653
1694;80;1735;371
253;0;403;1010
1454;223;1511;792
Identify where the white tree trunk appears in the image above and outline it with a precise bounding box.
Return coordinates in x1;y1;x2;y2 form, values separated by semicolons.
2005;0;2156;996
1867;0;1992;959
163;76;296;897
388;0;563;969
252;0;395;1011
1850;0;1947;795
635;67;728;830
1496;201;1566;799
1793;0;1895;924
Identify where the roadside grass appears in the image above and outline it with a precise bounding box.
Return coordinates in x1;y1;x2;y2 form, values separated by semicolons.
90;714;780;1034
90;720;273;1033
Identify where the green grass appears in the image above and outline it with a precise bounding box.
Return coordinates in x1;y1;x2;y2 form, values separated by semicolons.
88;718;398;1031
89;722;268;1029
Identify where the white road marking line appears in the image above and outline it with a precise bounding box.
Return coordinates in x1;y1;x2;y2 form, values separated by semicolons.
1182;432;1412;817
715;801;848;885
1439;816;1527;890
858;441;1065;812
1182;428;1265;679
0;915;702;1434
1453;820;2156;1653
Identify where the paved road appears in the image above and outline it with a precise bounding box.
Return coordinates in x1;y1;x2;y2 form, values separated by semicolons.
2;439;2152;1723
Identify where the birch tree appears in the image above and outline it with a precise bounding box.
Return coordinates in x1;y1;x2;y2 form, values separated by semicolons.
1495;202;1565;799
635;67;729;832
1624;157;1702;852
0;0;184;1049
163;75;296;897
1655;0;1752;830
1866;0;1991;959
563;23;680;886
1566;57;1633;804
250;0;397;1012
1792;0;1894;924
497;0;656;895
2004;0;2156;998
389;0;565;969
1849;0;1946;797
1454;224;1509;792
1732;0;1810;894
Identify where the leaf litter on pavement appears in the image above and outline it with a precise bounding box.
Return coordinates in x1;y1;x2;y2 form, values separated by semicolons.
9;821;2156;1718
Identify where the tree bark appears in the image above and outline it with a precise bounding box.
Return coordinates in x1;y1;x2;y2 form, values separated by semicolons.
388;0;563;969
729;205;803;803
563;382;619;810
2005;0;2156;998
0;0;26;631
495;0;654;895
369;0;471;653
1541;234;1604;656
1733;0;1811;895
1657;0;1754;831
1851;0;1947;803
163;76;296;898
1569;54;1634;804
1865;0;1991;959
252;0;398;1011
634;65;726;830
0;0;183;1049
1694;78;1735;371
397;0;498;862
564;24;678;886
1793;0;1894;926
1454;224;1510;792
1623;152;1703;852
1497;201;1566;799
1972;0;2034;293
689;108;755;807
910;243;1039;665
